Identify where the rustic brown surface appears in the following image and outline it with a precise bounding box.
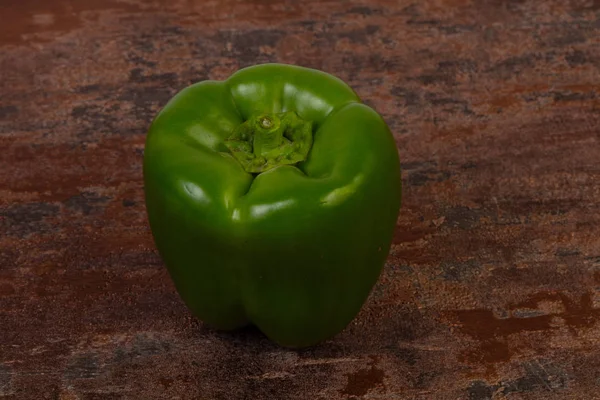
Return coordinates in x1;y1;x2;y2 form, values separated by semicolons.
1;0;599;398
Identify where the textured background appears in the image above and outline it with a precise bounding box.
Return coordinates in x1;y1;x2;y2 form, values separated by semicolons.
1;0;600;399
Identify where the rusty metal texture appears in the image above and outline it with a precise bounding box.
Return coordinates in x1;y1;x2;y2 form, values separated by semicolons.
1;0;599;399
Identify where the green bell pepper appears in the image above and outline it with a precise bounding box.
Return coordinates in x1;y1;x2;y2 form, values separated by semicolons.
143;63;401;348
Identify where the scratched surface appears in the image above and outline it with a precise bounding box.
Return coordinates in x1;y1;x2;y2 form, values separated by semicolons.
1;0;599;399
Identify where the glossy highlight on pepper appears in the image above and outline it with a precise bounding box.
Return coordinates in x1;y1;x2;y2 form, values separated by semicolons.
143;63;402;348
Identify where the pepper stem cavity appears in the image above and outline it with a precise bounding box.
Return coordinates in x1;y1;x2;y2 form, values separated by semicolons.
225;111;313;174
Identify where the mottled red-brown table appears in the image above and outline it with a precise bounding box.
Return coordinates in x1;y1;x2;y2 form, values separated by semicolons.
1;0;599;399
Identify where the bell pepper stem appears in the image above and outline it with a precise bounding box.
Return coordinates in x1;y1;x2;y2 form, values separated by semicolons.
225;111;313;174
252;115;284;157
